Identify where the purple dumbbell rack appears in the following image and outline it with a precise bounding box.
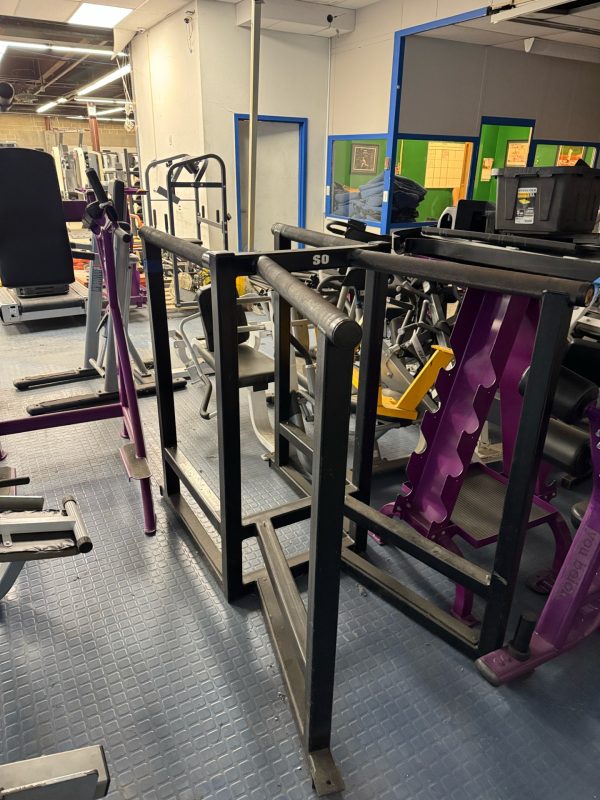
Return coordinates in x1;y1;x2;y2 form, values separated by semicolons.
0;184;156;536
380;288;571;624
476;401;600;683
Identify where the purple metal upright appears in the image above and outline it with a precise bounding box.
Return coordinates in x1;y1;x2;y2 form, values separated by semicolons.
0;171;156;535
477;399;600;684
380;288;571;623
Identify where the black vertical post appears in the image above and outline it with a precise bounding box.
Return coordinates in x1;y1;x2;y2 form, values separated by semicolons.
305;337;355;754
273;292;291;468
143;238;181;499
211;253;245;602
194;185;201;241
274;230;292;252
479;291;572;654
350;269;388;552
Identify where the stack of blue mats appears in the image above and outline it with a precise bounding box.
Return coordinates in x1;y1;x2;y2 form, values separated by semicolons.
332;172;426;223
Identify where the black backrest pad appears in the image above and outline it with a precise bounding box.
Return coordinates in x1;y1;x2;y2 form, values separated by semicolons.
0;148;74;288
197;286;249;352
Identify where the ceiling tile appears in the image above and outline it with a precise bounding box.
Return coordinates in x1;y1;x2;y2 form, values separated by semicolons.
14;0;79;22
0;0;19;13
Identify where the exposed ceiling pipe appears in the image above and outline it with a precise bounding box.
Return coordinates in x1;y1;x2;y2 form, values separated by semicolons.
34;53;90;96
491;0;573;23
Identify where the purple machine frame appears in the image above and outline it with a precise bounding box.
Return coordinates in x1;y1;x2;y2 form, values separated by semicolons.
477;400;600;684
0;175;156;535
380;289;572;624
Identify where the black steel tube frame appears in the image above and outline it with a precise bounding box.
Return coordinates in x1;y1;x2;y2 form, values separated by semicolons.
269;224;587;659
407;232;600;285
142;228;361;794
164;154;229;308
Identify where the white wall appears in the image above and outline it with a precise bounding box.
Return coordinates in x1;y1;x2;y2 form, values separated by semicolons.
131;7;204;237
196;0;330;248
329;0;484;134
399;36;600;140
131;0;330;248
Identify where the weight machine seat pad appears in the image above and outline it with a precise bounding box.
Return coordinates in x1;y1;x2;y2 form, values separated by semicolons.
14;285;86;312
197;286;249;351
0;148;75;289
195;343;274;389
564;339;600;386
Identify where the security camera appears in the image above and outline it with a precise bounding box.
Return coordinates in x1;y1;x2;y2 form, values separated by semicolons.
326;13;334;23
0;83;14;113
184;10;194;23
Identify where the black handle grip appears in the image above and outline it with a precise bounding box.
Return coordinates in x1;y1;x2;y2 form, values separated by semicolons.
86;168;109;204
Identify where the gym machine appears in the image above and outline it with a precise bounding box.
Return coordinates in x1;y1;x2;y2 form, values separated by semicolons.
0;169;156;536
13;179;186;414
144;153;230;308
270;223;595;660
0;747;109;799
141;220;595;791
0;150;89;325
0;451;110;800
141;225;369;794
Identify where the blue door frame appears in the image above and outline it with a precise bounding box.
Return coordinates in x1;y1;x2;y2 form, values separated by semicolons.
381;7;490;234
234;113;308;250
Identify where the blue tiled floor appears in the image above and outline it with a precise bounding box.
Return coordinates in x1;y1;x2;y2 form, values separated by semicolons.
1;310;599;800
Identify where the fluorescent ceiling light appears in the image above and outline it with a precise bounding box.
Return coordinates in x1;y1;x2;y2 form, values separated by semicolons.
66;115;127;122
68;3;133;29
95;106;126;115
52;45;126;57
0;40;125;57
0;40;47;50
74;97;126;104
37;100;59;113
76;63;131;97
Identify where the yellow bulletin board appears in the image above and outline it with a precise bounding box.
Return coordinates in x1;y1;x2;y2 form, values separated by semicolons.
424;141;468;189
505;140;529;167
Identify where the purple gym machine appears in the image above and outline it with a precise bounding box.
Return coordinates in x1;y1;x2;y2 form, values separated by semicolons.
0;169;156;535
477;395;600;682
379;291;574;625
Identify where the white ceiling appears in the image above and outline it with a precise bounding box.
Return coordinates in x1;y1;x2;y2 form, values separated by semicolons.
0;0;141;23
0;0;379;25
215;0;379;6
422;6;600;55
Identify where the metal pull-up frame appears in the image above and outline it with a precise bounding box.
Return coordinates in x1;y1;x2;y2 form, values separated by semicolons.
141;225;364;794
141;221;592;793
273;223;593;658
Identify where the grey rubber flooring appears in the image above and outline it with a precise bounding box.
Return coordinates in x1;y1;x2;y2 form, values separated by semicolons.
1;310;598;800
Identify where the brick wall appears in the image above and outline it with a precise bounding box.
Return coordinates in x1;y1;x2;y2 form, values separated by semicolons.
0;113;137;151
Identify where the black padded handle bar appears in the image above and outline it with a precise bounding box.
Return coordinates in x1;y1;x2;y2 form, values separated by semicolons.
354;248;592;307
257;255;361;349
86;168;108;205
424;226;580;256
139;225;208;265
272;222;367;249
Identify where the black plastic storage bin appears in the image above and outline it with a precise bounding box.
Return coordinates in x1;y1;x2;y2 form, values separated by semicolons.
495;163;600;235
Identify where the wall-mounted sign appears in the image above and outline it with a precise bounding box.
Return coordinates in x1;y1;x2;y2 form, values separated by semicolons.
505;140;529;167
556;144;586;167
351;143;379;174
480;157;494;182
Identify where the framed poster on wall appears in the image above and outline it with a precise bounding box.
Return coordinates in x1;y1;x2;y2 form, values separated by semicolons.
556;145;586;166
351;143;379;174
505;140;529;167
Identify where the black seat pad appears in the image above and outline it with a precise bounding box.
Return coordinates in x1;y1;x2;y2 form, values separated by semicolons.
0;148;74;289
197;285;249;352
196;343;274;390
